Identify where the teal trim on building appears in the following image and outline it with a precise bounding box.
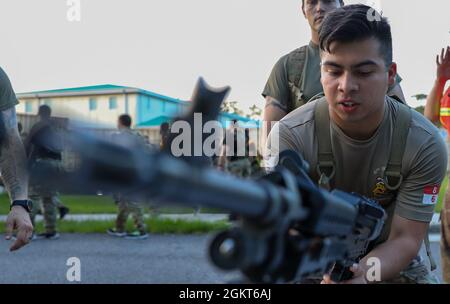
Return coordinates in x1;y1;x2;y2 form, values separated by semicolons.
20;84;130;95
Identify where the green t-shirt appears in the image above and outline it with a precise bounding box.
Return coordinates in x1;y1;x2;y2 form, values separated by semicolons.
0;67;19;111
262;42;403;113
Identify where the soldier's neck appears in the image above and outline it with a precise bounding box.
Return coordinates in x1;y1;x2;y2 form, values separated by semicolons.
310;30;319;46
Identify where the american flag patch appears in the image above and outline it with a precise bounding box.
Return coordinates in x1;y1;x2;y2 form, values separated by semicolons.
422;185;440;205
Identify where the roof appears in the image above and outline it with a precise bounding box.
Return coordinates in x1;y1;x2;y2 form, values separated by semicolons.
17;84;187;105
137;115;173;127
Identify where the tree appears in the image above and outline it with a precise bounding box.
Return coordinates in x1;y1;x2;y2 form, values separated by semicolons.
411;94;428;102
221;100;244;116
247;104;262;120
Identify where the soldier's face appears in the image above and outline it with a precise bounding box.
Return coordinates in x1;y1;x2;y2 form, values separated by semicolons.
302;0;342;32
320;38;396;129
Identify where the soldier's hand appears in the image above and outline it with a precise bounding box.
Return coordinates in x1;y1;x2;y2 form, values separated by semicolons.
5;206;34;251
321;264;367;284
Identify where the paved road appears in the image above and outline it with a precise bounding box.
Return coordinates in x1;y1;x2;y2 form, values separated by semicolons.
0;233;240;284
0;233;443;284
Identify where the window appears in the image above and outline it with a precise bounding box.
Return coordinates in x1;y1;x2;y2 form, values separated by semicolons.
89;98;97;111
25;101;33;113
109;97;118;110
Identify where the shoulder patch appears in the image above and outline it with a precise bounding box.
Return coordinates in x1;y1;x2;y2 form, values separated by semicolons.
422;185;441;205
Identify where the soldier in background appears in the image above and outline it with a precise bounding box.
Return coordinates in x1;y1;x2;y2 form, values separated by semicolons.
21;120;70;220
218;120;252;178
160;122;170;151
107;114;149;239
25;105;65;239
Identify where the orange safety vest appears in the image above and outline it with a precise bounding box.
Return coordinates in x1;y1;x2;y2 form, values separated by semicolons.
440;87;450;131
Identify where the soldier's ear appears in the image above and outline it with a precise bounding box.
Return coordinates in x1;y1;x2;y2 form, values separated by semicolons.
387;62;397;87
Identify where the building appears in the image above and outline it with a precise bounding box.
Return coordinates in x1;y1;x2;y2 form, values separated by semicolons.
16;84;258;144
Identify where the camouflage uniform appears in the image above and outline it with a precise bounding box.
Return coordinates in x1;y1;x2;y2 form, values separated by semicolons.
225;158;252;178
222;127;253;178
29;159;62;234
113;194;147;234
26;117;66;235
111;129;151;233
379;256;439;284
249;155;264;178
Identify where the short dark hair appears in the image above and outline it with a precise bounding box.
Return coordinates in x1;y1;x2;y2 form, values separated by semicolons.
118;114;132;127
302;0;344;7
38;105;51;119
319;4;393;66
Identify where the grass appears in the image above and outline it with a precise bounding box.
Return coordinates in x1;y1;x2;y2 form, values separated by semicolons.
0;194;224;215
435;175;448;214
0;217;231;234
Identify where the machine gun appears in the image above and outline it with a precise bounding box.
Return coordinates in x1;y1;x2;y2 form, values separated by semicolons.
29;78;385;283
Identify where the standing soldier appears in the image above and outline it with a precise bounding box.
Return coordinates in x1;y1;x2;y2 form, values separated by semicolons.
159;122;170;151
219;120;252;178
25;105;66;239
424;46;450;283
19;121;70;221
107;114;149;239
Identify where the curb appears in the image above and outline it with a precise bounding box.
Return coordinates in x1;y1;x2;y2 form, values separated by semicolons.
0;213;229;223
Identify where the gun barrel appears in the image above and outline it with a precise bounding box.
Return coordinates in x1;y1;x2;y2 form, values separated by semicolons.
144;153;274;219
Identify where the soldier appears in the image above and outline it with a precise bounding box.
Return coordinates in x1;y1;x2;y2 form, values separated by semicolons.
160;122;170;151
107;114;149;239
219;120;252;178
267;5;446;283
0;67;34;251
423;46;450;283
19;121;70;221
261;0;405;140
25;105;65;239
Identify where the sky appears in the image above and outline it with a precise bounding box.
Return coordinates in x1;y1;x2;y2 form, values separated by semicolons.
0;0;449;114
